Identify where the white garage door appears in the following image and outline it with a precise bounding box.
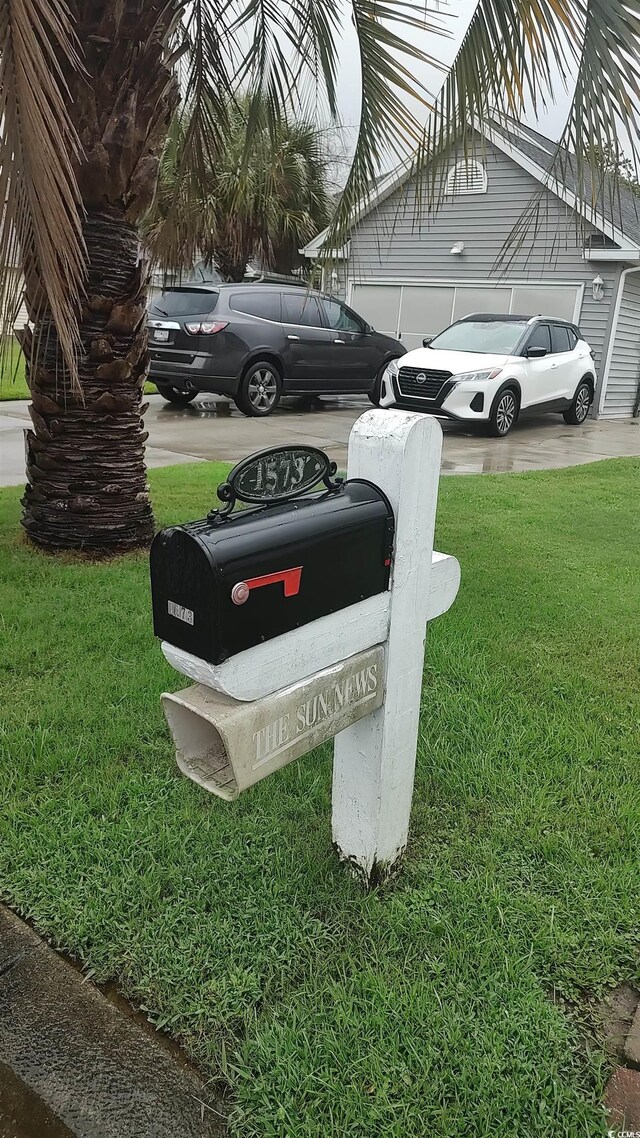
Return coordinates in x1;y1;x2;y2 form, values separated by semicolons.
350;282;582;351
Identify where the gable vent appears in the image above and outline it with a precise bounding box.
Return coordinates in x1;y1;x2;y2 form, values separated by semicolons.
446;160;488;196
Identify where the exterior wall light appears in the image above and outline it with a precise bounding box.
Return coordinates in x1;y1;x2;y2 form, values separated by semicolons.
450;241;465;255
592;275;605;302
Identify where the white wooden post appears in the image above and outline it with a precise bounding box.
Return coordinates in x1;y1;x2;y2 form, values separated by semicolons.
156;406;459;885
332;409;447;884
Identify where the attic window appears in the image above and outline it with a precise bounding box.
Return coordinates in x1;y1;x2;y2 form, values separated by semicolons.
446;159;487;196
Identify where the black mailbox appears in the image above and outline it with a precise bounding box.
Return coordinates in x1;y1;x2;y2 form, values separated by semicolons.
150;447;394;666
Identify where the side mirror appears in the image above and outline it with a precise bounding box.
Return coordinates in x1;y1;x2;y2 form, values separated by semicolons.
422;337;432;348
526;346;548;359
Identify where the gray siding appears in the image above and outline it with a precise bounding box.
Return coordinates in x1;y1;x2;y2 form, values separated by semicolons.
602;270;640;417
321;261;348;299
347;143;617;374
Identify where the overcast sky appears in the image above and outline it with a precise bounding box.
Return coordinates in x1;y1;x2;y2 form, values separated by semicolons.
332;0;576;153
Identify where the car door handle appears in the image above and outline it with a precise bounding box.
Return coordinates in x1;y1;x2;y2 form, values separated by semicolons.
286;334;300;341
333;338;346;345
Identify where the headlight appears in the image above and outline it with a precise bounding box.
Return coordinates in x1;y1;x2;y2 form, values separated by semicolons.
384;358;400;380
451;368;502;385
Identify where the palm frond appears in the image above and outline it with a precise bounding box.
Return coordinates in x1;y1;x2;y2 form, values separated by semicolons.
0;0;85;380
173;0;446;260
293;0;342;118
553;0;640;223
411;0;640;262
174;0;233;191
330;0;447;246
146;93;333;279
419;0;575;198
494;0;640;268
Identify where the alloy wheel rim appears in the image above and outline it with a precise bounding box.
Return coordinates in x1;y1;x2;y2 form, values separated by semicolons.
496;393;516;434
248;369;277;410
576;386;590;421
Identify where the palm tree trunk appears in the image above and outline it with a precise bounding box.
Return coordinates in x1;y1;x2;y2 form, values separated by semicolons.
21;212;153;552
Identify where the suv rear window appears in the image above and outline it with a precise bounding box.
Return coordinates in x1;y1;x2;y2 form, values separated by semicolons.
151;289;218;316
230;291;282;320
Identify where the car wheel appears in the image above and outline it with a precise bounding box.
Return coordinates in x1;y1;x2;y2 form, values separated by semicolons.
368;363;388;406
563;380;592;425
236;362;282;417
156;384;197;406
488;388;519;437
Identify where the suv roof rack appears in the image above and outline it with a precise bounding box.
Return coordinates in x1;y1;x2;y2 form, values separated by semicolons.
242;270;307;287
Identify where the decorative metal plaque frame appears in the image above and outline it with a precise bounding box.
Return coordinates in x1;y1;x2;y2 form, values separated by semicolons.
209;445;343;520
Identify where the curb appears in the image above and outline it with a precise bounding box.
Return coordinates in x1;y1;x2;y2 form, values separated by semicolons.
0;907;224;1137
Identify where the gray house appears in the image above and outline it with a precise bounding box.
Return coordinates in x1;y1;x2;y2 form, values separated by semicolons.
302;118;640;418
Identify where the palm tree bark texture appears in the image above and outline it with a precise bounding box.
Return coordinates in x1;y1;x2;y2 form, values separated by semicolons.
20;0;179;552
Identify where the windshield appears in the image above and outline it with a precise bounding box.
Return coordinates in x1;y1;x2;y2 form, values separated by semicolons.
429;319;528;354
150;289;218;317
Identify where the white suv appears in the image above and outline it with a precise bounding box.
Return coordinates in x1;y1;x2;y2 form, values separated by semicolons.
379;313;596;436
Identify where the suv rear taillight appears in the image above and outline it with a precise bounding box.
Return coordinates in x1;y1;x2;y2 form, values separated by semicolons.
184;321;228;335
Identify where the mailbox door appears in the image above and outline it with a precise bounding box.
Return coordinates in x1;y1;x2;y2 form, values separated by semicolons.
151;528;225;663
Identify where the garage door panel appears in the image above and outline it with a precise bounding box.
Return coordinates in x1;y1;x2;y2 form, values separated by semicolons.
452;287;511;321
511;286;578;321
349;282;582;349
400;286;454;340
350;285;401;338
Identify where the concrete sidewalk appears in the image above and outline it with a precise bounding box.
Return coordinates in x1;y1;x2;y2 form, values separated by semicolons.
1;394;639;487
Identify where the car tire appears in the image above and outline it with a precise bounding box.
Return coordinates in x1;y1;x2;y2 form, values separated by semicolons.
563;380;592;425
488;387;519;437
368;363;388;406
156;384;197;406
235;361;282;417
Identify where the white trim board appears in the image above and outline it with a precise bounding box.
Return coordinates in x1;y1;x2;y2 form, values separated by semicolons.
584;249;640;264
301;163;410;258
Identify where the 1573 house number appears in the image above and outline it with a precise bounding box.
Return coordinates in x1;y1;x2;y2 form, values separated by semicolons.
237;450;326;500
210;445;343;518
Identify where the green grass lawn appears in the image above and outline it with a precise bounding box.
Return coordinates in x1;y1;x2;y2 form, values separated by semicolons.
0;339;26;399
0;338;156;399
1;459;639;1137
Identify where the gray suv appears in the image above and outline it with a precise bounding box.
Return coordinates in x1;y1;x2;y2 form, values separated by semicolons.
147;283;404;416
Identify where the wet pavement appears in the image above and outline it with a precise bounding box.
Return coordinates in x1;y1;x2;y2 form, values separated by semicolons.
0;908;222;1137
0;1060;75;1138
1;394;639;487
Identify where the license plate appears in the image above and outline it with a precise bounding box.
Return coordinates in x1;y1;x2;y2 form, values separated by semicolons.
153;328;169;342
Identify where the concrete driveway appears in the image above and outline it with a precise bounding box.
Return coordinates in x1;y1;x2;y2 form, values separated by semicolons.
1;393;639;486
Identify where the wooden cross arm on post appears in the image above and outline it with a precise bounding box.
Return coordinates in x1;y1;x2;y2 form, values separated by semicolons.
161;549;459;703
